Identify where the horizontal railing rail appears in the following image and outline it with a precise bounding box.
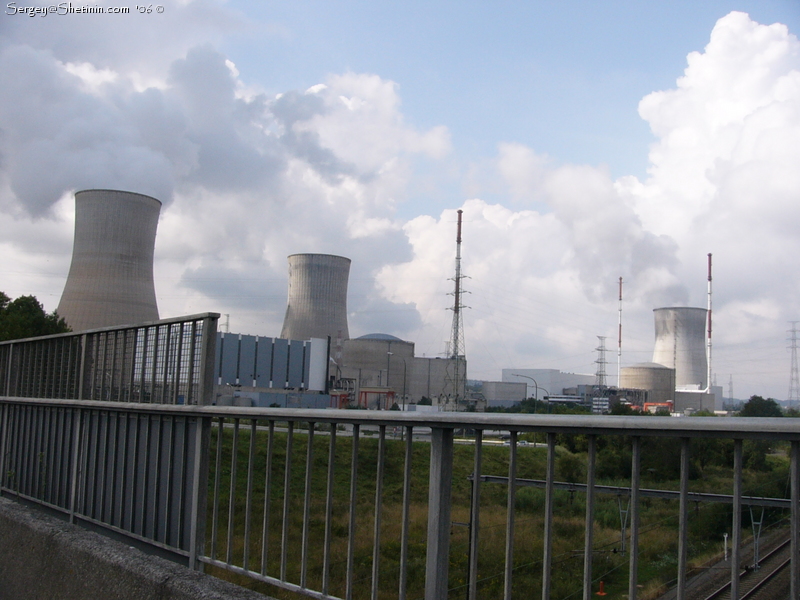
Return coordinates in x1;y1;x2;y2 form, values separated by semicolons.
2;397;800;600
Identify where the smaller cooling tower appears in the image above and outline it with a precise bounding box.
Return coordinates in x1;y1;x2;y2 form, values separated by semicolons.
652;307;708;389
57;189;161;332
280;254;350;341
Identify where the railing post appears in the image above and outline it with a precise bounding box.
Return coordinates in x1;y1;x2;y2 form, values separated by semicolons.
468;429;482;600
792;441;799;600
583;435;596;600
732;439;742;600
542;432;556;600
188;415;210;571
504;431;517;600
628;436;641;600
677;437;690;600
198;315;218;406
425;426;454;600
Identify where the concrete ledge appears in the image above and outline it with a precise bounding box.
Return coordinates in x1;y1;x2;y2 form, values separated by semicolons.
0;497;273;600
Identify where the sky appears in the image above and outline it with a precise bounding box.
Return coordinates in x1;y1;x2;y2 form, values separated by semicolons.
1;1;800;400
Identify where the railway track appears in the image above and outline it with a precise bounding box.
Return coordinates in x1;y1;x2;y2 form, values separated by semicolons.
702;538;790;600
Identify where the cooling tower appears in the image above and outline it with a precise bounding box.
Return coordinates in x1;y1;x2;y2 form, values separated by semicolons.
57;189;161;332
280;254;350;341
652;307;708;389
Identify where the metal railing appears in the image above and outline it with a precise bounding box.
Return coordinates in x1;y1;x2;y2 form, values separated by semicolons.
192;409;800;600
2;315;800;599
0;313;218;405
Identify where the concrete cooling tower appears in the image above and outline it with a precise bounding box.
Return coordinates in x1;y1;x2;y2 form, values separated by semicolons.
57;189;161;332
280;254;350;341
652;307;708;389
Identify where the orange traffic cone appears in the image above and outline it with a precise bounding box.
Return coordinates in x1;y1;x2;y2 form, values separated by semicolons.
596;580;607;596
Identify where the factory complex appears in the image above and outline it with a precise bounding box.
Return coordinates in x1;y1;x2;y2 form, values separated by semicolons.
54;188;720;415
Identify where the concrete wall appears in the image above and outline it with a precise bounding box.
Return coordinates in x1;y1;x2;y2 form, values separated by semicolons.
0;497;271;600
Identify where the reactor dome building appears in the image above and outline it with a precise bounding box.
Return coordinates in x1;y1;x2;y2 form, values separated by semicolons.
280;253;351;341
57;189;161;332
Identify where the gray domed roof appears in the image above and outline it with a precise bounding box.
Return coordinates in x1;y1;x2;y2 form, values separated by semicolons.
356;333;405;342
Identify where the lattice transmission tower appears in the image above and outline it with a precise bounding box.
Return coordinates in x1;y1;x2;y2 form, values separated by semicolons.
595;336;608;390
789;322;800;407
444;209;468;406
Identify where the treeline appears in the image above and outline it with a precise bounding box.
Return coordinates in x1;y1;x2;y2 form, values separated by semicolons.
0;292;70;341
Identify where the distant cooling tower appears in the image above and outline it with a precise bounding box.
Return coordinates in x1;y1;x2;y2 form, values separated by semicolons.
57;189;161;332
652;307;708;389
280;254;350;341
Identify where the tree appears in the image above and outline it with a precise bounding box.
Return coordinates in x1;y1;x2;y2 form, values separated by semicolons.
0;293;70;341
738;395;783;418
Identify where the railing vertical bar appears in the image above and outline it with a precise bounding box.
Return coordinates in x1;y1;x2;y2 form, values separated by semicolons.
163;415;175;544
152;415;163;542
370;424;386;600
176;415;189;548
210;417;224;561
425;426;454;600
39;404;51;500
261;420;275;576
161;324;172;404
139;328;148;403
503;431;517;600
399;425;414;600
150;325;159;404
468;429;482;600
62;408;72;509
80;409;94;516
731;439;742;600
186;322;197;404
677;437;690;600
129;413;140;533
188;415;210;570
0;402;8;494
99;409;112;522
322;423;337;596
792;440;799;600
173;322;184;404
99;333;108;401
243;419;256;572
280;420;294;581
11;404;22;494
542;431;556;600
69;408;86;524
346;424;360;600
582;435;596;600
628;436;641;600
301;422;316;588
118;412;129;529
109;331;118;400
22;405;32;496
226;418;240;565
140;414;152;536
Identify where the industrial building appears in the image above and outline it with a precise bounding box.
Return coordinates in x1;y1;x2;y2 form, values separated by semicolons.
57;189;161;331
336;333;469;409
502;369;595;400
214;332;329;408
